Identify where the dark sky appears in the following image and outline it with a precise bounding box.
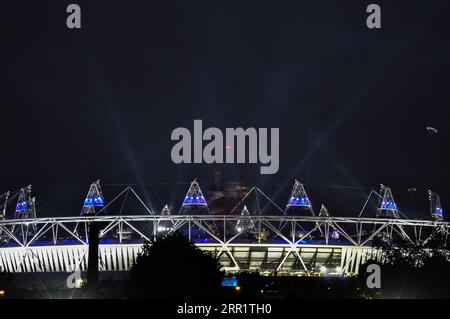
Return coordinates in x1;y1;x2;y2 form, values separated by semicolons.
1;0;449;217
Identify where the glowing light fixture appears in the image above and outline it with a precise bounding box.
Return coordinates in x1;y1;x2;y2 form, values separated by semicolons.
235;206;256;233
330;230;340;240
182;179;208;206
286;180;313;215
288;196;311;207
81;180;104;215
16;201;28;212
377;184;399;218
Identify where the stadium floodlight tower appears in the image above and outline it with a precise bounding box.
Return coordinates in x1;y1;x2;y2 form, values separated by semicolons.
0;192;10;241
74;180;104;239
0;191;9;221
178;178;217;236
318;204;330;217
81;180;104;216
429;190;444;221
156;204;174;233
12;185;37;241
376;184;399;218
235;205;256;233
373;184;401;246
179;178;209;215
14;185;36;219
285;179;314;216
316;204;340;242
161;204;170;216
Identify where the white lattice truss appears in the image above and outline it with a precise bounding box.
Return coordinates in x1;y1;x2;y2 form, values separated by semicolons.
0;215;448;275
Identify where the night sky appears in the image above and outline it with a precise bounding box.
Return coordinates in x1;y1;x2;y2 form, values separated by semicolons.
1;0;449;217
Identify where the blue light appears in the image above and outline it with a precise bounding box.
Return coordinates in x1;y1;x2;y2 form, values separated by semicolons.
436;207;443;219
222;278;238;287
381;201;397;210
92;195;104;206
288;196;310;207
16;201;28;212
183;195;206;205
83;195;104;207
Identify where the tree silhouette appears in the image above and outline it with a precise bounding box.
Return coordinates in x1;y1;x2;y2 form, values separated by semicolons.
128;232;223;299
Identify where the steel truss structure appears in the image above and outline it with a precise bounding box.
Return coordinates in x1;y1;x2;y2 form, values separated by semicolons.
0;214;448;275
0;179;447;275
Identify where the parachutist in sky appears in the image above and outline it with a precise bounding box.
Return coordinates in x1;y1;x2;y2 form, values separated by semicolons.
426;126;438;135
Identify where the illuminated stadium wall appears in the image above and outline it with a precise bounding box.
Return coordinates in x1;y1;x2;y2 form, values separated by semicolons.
0;243;379;275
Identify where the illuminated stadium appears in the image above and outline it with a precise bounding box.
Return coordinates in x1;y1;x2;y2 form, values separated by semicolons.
0;179;447;276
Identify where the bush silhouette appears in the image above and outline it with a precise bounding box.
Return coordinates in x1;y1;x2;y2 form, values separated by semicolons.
129;232;223;299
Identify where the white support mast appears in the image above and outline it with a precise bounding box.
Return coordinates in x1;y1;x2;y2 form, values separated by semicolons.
81;180;104;216
429;190;444;221
376;184;399;218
